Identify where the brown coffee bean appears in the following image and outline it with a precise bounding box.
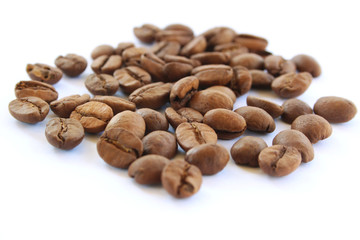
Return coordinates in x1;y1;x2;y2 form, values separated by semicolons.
291;54;321;77
163;62;193;82
234;106;275;133
85;73;119;96
229;66;252;96
91;55;122;74
15;80;58;103
50;94;90;118
185;143;229;175
191;64;233;88
142;130;177;159
151;41;181;58
164;24;194;35
253;50;273;58
106;110;146;139
258;145;301;177
91;96;136;114
122;47;147;67
246;95;283;118
189;89;234;115
133;24;161;43
91;44;115;60
9;97;49;124
272;129;314;163
207;86;236;103
129;82;172;109
271;72;312;98
114;42;135;56
45;118;84;150
70;101;113;133
230;136;268;167
313;96;357;123
291;114;332;144
163;54;201;67
97;128;143;169
165;107;203;129
175;122;217;152
201;27;236;47
234;34;268;51
170;76;199;109
128;154;170;184
113;66;152;94
203;109;246;140
140;52;166;81
161;159;202;198
249;69;274;89
230;53;264;70
156;25;194;46
264;55;296;76
180;36;207;57
136;108;169;133
26;63;63;85
214;42;249;58
54;54;87;77
281;98;313;124
190;52;230;65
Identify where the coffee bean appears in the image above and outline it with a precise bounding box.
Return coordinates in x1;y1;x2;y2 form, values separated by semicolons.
133;24;161;43
91;44;115;60
163;54;201;67
206;86;236;103
201;27;236;47
230;53;264;70
114;42;135;56
291;54;321;77
234;34;268;51
190;52;230;65
151;41;181;58
213;42;249;58
142;130;177;159
291;114;332;144
185;143;229;175
165;107;203;129
281;98;313;124
91;96;136;114
191;64;233;88
234;106;275;132
113;66;152;94
106;110;146;139
70;101;113;133
161;159;202;198
246;95;283;118
170;76;199;109
163;62;193;82
91;55;122;74
175;122;217;152
249;69;274;89
45;118;84;150
9;96;49;124
180;36;207;57
140;52;166;81
50;94;90;118
156;25;194;46
26;63;63;85
258;145;301;177
229;66;252;96
272;72;312;98
203;109;246;140
128;154;170;184
85;73;119;96
272;129;314;163
230;136;268;167
54;54;87;77
129;82;172;109
97;128;143;169
136;108;169;133
122;47;147;67
264;55;296;76
313;96;357;123
189;89;234;115
15;80;58;103
164;24;194;35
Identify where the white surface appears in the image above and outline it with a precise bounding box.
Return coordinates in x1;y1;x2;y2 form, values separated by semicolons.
1;1;360;239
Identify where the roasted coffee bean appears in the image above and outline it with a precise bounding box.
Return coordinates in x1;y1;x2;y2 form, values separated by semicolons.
122;47;147;67
229;66;252;96
161;159;202;198
91;96;136;114
136;108;169;133
273;129;314;163
106;110;146;139
258;145;301;177
189;89;233;115
191;64;233;88
142;130;177;159
207;86;236;103
91;55;122;74
163;54;201;67
234;34;268;51
91;44;115;60
140;52;166;81
129;82;172;109
70;101;113;133
249;69;274;89
15;80;58;103
170;76;199;109
115;42;135;56
185;143;229;175
97;128;143;169
156;24;194;46
165;107;203;129
313;96;357;123
128;154;170;184
85;73;119;96
234;106;275;133
246;95;283;118
163;62;193;82
9;96;49;124
230;53;264;70
45;118;84;150
271;72;312;98
55;54;87;77
203;109;246;140
201;27;236;47
133;24;161;43
190;52;230;65
253;50;273;58
114;66;152;94
291;114;332;144
230;136;268;167
264;55;296;76
164;24;194;35
50;94;90;118
291;54;321;77
281;98;313;124
175;122;217;152
180;36;207;57
26;63;63;85
214;42;249;58
151;41;181;58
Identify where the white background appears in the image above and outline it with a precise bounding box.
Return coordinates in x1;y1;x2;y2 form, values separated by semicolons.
1;1;360;239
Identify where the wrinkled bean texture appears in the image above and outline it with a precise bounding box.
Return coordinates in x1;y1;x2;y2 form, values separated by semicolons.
9;97;49;124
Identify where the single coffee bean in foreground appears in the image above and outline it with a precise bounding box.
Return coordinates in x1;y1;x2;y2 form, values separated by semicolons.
165;107;203;129
45;118;84;150
246;95;283;118
170;76;199;109
114;66;152;94
91;44;115;60
85;74;119;96
142;130;177;159
313;96;357;123
90;96;136;115
271;72;312;98
188;89;233;115
136;108;169;133
106;110;146;139
9;96;49;124
281;98;313;124
129;82;173;109
235;106;275;133
231;136;268;167
15;80;58;103
55;54;87;77
50;94;90;118
26;63;63;85
291;54;321;78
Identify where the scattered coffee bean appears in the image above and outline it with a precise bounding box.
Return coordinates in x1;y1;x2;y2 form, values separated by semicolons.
234;34;268;51
249;69;274;89
190;52;230;65
156;25;194;46
230;136;268;167
133;24;161;43
122;47;147;67
264;55;296;76
281;98;313;124
229;65;252;96
9;96;49;124
206;85;236;103
142;130;177;159
26;63;63;85
234;106;275;133
214;42;248;58
272;72;312;98
163;61;193;82
170;76;199;109
136;108;169;133
313;96;357;123
246;95;283;118
54;54;87;77
201;27;236;47
91;95;136;114
165;107;203;129
129;82;173;109
163;54;201;67
91;55;122;74
50;94;90;118
151;41;181;58
291;54;321;77
191;64;233;88
106;110;146;139
180;35;207;57
230;53;264;70
114;66;152;94
85;73;119;96
115;42;135;56
91;44;115;60
15;80;58;103
140;52;166;81
189;89;233;115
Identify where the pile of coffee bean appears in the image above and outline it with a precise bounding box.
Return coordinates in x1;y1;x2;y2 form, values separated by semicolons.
8;23;357;198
